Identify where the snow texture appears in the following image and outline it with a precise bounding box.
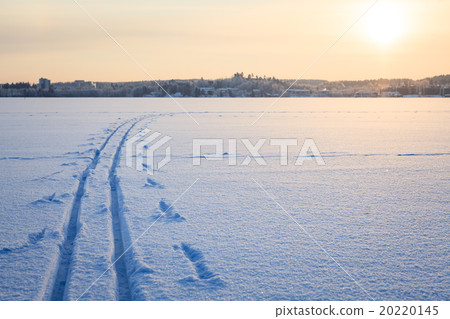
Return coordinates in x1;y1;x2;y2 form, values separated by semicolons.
0;98;448;300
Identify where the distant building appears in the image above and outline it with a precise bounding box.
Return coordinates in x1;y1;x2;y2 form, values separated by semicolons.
442;87;450;97
287;89;311;97
423;86;441;96
396;86;419;96
317;89;330;97
381;91;402;97
354;91;378;98
217;88;238;97
73;80;95;89
37;78;51;91
199;87;215;96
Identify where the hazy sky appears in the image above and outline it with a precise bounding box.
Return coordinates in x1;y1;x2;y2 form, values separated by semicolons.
1;0;449;83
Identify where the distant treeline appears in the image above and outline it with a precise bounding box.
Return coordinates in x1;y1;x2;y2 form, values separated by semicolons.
2;82;36;89
2;73;450;97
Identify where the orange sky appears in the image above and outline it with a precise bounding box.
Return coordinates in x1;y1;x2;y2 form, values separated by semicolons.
1;0;449;83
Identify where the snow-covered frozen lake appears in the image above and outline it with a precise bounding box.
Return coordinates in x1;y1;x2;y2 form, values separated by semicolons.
0;98;448;301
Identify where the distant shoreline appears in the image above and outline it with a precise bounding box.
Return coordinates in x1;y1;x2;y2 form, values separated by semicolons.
2;73;449;98
1;96;448;99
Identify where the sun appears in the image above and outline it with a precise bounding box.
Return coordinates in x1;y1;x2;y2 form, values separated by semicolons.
365;2;405;45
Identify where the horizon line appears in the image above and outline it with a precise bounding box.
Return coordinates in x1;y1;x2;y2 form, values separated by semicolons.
3;72;450;85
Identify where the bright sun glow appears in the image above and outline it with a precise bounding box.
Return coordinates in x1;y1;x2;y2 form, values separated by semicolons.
365;2;406;45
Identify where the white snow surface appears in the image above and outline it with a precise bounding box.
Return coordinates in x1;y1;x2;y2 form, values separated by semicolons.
0;98;448;301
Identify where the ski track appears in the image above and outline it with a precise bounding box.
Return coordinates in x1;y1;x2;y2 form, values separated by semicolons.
50;120;130;301
48;115;222;300
107;120;143;301
173;152;450;160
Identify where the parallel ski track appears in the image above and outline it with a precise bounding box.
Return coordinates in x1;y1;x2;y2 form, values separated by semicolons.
50;120;131;301
107;119;142;301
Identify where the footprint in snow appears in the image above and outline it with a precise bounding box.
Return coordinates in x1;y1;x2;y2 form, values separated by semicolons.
31;192;66;205
61;162;78;166
0;228;47;255
151;199;185;222
77;143;95;147
144;177;164;189
31;170;63;181
176;243;225;288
